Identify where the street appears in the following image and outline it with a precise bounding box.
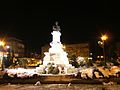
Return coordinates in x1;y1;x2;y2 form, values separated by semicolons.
0;83;120;90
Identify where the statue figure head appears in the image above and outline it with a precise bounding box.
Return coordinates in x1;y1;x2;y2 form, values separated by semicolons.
53;21;61;31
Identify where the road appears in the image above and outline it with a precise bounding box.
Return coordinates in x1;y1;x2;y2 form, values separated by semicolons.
0;83;120;90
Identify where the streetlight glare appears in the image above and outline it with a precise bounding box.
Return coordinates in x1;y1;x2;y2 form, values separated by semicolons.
100;34;108;63
6;45;10;49
101;35;108;41
0;41;5;46
98;41;103;45
0;40;6;71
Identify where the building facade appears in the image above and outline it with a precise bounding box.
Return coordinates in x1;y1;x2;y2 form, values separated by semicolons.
41;43;90;59
0;37;25;70
65;43;90;58
6;37;25;57
0;37;25;58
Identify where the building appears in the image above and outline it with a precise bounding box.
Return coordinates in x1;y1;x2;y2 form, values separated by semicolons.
6;37;25;57
41;43;90;60
0;37;25;58
0;37;25;70
65;43;90;58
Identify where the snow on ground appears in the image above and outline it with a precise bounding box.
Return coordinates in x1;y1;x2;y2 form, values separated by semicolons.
5;65;120;79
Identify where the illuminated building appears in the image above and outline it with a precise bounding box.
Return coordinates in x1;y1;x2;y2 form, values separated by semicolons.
41;43;90;60
0;37;25;58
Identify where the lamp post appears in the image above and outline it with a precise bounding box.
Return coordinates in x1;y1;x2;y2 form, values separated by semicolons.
101;35;108;61
0;40;5;71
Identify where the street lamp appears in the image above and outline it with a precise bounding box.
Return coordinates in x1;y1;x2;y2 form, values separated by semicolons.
0;40;5;71
0;41;5;46
101;35;108;61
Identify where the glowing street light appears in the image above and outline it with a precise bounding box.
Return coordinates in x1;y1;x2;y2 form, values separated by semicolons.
101;34;108;61
6;45;10;49
0;40;5;71
101;35;108;41
0;41;5;46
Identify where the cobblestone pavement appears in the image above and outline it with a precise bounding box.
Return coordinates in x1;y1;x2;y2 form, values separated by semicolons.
0;83;120;90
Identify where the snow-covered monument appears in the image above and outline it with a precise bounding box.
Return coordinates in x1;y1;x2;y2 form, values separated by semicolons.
36;22;77;74
43;22;69;66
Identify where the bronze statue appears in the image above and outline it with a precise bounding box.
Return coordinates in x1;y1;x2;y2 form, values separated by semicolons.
53;21;61;31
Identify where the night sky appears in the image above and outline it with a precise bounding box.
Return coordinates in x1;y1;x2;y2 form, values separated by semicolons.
0;0;120;53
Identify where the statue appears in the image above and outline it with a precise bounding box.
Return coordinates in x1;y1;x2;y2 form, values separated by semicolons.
53;21;61;31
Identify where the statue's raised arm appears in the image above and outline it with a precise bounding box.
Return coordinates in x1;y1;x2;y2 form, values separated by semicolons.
53;21;61;31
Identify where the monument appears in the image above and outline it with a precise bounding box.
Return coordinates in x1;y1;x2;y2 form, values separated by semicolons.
43;22;69;66
36;22;77;74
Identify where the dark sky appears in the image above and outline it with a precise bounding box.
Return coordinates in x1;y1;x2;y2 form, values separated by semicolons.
0;0;120;53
